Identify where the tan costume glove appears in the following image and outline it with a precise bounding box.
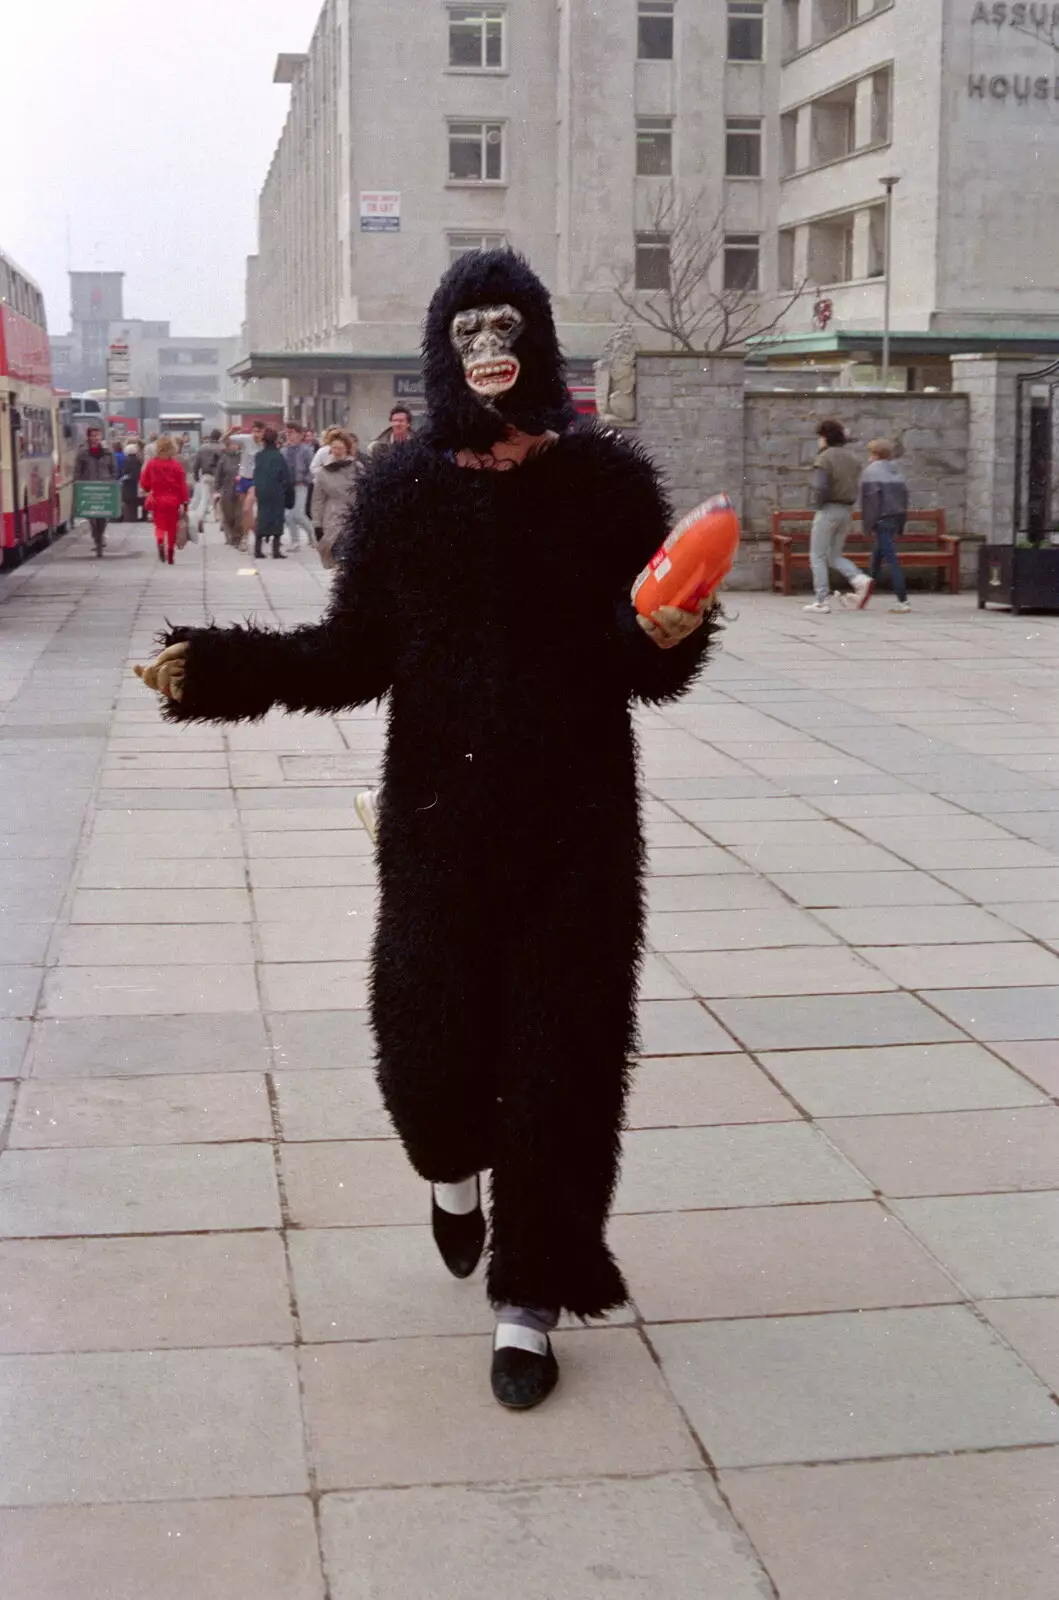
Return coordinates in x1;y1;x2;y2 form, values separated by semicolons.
134;642;189;702
636;596;711;651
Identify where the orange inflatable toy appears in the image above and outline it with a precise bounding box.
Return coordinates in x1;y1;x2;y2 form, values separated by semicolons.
632;493;740;618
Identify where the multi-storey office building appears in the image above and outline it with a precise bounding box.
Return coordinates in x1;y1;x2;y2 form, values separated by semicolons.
236;0;778;431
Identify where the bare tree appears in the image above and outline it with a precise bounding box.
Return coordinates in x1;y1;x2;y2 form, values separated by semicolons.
612;184;807;355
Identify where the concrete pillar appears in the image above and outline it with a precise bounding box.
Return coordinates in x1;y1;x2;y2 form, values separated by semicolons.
854;74;875;150
851;209;872;280
798;0;814;50
950;354;1047;543
793;223;811;284
795;105;813;172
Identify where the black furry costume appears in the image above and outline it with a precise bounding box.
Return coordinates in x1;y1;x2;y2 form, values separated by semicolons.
160;252;716;1317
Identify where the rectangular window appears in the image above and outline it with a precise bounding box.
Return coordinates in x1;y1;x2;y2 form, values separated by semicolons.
635;232;671;291
723;233;760;291
638;2;674;61
871;67;892;143
448;231;508;265
448;121;505;182
448;6;505;70
728;1;764;60
867;204;886;278
636;117;673;176
726;116;762;177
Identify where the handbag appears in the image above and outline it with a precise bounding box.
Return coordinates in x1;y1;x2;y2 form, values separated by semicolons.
176;511;190;550
284;481;296;510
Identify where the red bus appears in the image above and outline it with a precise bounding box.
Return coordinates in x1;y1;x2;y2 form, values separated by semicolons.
0;248;72;568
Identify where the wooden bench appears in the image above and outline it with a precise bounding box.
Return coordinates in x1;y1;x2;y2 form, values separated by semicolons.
771;509;961;595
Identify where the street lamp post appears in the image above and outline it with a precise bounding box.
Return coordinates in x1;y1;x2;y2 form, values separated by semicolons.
879;174;900;391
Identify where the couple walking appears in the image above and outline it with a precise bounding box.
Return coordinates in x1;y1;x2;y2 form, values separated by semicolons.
804;420;911;615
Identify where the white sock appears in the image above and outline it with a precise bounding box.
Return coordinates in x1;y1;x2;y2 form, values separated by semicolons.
433;1176;479;1216
494;1323;550;1356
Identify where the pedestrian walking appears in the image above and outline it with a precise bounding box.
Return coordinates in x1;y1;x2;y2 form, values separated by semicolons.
189;430;224;534
120;440;143;522
252;426;292;560
214;435;244;547
313;430;366;568
112;438;126;480
804;419;872;614
227;420;265;544
143;431;160;462
140;436;189;565
369;404;413;465
281;422;316;550
73;425;117;556
859;438;911;613
134;249;716;1413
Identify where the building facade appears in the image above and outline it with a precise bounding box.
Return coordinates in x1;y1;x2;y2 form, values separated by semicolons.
242;0;1059;426
240;0;778;433
50;271;240;434
773;0;1059;374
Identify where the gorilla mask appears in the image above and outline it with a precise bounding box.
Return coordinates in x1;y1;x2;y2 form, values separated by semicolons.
451;305;525;399
420;250;575;452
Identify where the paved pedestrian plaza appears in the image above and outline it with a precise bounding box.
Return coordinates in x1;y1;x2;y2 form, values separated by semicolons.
0;519;1057;1598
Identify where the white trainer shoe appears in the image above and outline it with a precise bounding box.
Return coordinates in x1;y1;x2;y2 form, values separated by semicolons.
890;600;912;613
852;575;874;609
355;789;380;842
803;600;831;614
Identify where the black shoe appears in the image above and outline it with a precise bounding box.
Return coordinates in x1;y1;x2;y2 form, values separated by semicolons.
491;1337;560;1411
157;544;166;562
272;551;286;560
431;1179;485;1279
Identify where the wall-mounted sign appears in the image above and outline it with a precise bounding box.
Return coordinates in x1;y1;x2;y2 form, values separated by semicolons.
969;2;1059;98
360;192;401;232
106;341;132;398
394;374;425;399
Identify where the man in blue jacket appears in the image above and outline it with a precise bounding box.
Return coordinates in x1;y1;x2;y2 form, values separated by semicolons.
859;438;910;614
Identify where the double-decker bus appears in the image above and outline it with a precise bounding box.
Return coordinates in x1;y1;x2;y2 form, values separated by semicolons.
0;249;70;568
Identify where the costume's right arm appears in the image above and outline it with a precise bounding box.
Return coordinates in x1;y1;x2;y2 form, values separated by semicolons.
160;476;397;725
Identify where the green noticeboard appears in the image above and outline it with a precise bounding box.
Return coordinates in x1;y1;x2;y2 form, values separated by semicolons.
74;482;121;520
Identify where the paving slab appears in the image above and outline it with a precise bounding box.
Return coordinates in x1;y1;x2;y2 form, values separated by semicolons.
924;985;1059;1040
982;1298;1059;1390
0;1499;325;1600
320;1474;772;1600
627;1054;793;1127
301;1330;700;1489
8;1073;272;1148
616;1123;870;1212
0;1145;280;1236
823;1107;1059;1196
0;1347;307;1505
612;1201;959;1322
649;1305;1059;1468
759;1042;1048;1116
723;1450;1059;1600
27;1013;270;1077
710;992;965;1052
988;1039;1059;1094
0;1233;293;1353
892;1193;1059;1296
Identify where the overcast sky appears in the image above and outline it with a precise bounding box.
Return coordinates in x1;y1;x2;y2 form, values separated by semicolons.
5;0;323;337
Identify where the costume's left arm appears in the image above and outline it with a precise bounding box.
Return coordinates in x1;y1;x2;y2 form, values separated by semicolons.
597;436;718;705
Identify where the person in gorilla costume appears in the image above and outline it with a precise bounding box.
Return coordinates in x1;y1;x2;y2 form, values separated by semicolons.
137;251;717;1409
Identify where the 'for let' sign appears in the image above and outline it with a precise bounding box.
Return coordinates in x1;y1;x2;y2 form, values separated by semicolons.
360;192;401;232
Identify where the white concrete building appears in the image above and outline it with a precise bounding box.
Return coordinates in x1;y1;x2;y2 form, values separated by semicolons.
237;0;780;433
239;0;1059;425
772;0;1059;377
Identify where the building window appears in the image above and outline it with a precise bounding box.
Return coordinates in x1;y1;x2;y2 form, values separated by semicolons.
448;231;508;264
778;229;796;291
726;116;762;177
448;121;505;182
807;213;855;285
871;67;892;143
728;1;764;60
448;6;505;70
638;2;674;61
723;234;760;291
867;204;886;277
635;232;671;290
636;117;673;176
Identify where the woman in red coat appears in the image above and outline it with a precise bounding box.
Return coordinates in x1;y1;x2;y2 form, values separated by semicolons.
140;436;189;564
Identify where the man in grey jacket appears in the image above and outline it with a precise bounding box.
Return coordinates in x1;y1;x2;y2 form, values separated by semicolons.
859;439;910;613
805;419;873;614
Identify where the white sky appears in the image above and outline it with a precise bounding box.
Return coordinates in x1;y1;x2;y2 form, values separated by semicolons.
5;0;323;337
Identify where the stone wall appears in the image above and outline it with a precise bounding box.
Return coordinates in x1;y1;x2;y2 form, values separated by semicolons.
743;391;969;537
631;353;977;588
634;356;747;519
